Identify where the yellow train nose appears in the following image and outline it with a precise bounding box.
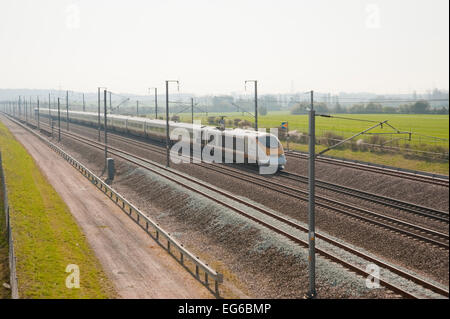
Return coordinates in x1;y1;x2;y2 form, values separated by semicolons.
265;146;284;156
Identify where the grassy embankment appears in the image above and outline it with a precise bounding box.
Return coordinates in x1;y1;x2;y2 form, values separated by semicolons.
0;158;9;298
0;121;115;298
173;112;449;175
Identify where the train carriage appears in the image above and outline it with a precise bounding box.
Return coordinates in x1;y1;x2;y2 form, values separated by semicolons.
36;108;286;171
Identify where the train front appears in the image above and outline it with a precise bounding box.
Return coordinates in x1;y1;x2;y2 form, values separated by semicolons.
257;133;286;173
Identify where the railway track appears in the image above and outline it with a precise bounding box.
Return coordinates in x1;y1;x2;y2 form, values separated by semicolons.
125;139;447;223
279;171;449;223
33;119;450;217
34;119;450;248
285;151;450;188
38;120;449;222
6;113;449;299
201;164;449;249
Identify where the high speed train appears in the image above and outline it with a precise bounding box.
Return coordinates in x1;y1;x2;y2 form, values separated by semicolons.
36;108;287;172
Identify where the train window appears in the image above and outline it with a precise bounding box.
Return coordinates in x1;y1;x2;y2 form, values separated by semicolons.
259;136;279;149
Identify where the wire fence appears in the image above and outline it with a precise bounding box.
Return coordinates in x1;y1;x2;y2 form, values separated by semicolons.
279;131;449;160
0;152;19;299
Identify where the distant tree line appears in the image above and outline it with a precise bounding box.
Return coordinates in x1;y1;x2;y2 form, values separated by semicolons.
290;102;331;114
290;100;449;115
208;95;280;114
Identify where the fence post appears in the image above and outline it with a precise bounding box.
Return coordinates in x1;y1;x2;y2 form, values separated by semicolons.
0;151;19;299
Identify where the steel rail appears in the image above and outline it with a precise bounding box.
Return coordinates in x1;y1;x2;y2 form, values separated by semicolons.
200;164;449;249
286;151;449;188
279;171;449;222
44;120;448;223
34;119;449;247
18;116;449;298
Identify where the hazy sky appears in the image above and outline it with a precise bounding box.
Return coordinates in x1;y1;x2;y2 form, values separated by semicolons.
0;0;448;95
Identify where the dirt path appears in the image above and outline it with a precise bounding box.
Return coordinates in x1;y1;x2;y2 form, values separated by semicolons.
1;116;212;299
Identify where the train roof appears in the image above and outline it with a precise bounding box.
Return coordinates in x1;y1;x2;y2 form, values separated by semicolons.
37;108;277;139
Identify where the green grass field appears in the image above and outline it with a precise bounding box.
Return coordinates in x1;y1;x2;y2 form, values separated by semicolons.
0;121;115;299
177;111;449;142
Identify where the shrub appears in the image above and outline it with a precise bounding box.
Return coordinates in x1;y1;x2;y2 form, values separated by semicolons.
355;138;368;151
238;120;252;128
207;116;216;125
367;134;387;146
320;131;345;148
289;131;308;144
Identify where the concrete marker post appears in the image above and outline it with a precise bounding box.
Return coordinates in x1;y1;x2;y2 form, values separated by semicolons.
37;97;40;130
66;90;69;131
57;98;61;142
48;93;51;126
104;89;108;168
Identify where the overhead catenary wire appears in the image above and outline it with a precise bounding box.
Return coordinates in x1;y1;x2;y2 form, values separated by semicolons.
317;114;382;123
330;98;449;103
231;102;256;118
318;113;447;142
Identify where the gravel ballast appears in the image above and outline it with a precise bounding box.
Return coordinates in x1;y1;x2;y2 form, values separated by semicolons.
25;119;450;289
28;122;447;299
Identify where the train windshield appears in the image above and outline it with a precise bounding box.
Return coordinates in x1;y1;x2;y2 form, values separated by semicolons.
259;136;280;149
